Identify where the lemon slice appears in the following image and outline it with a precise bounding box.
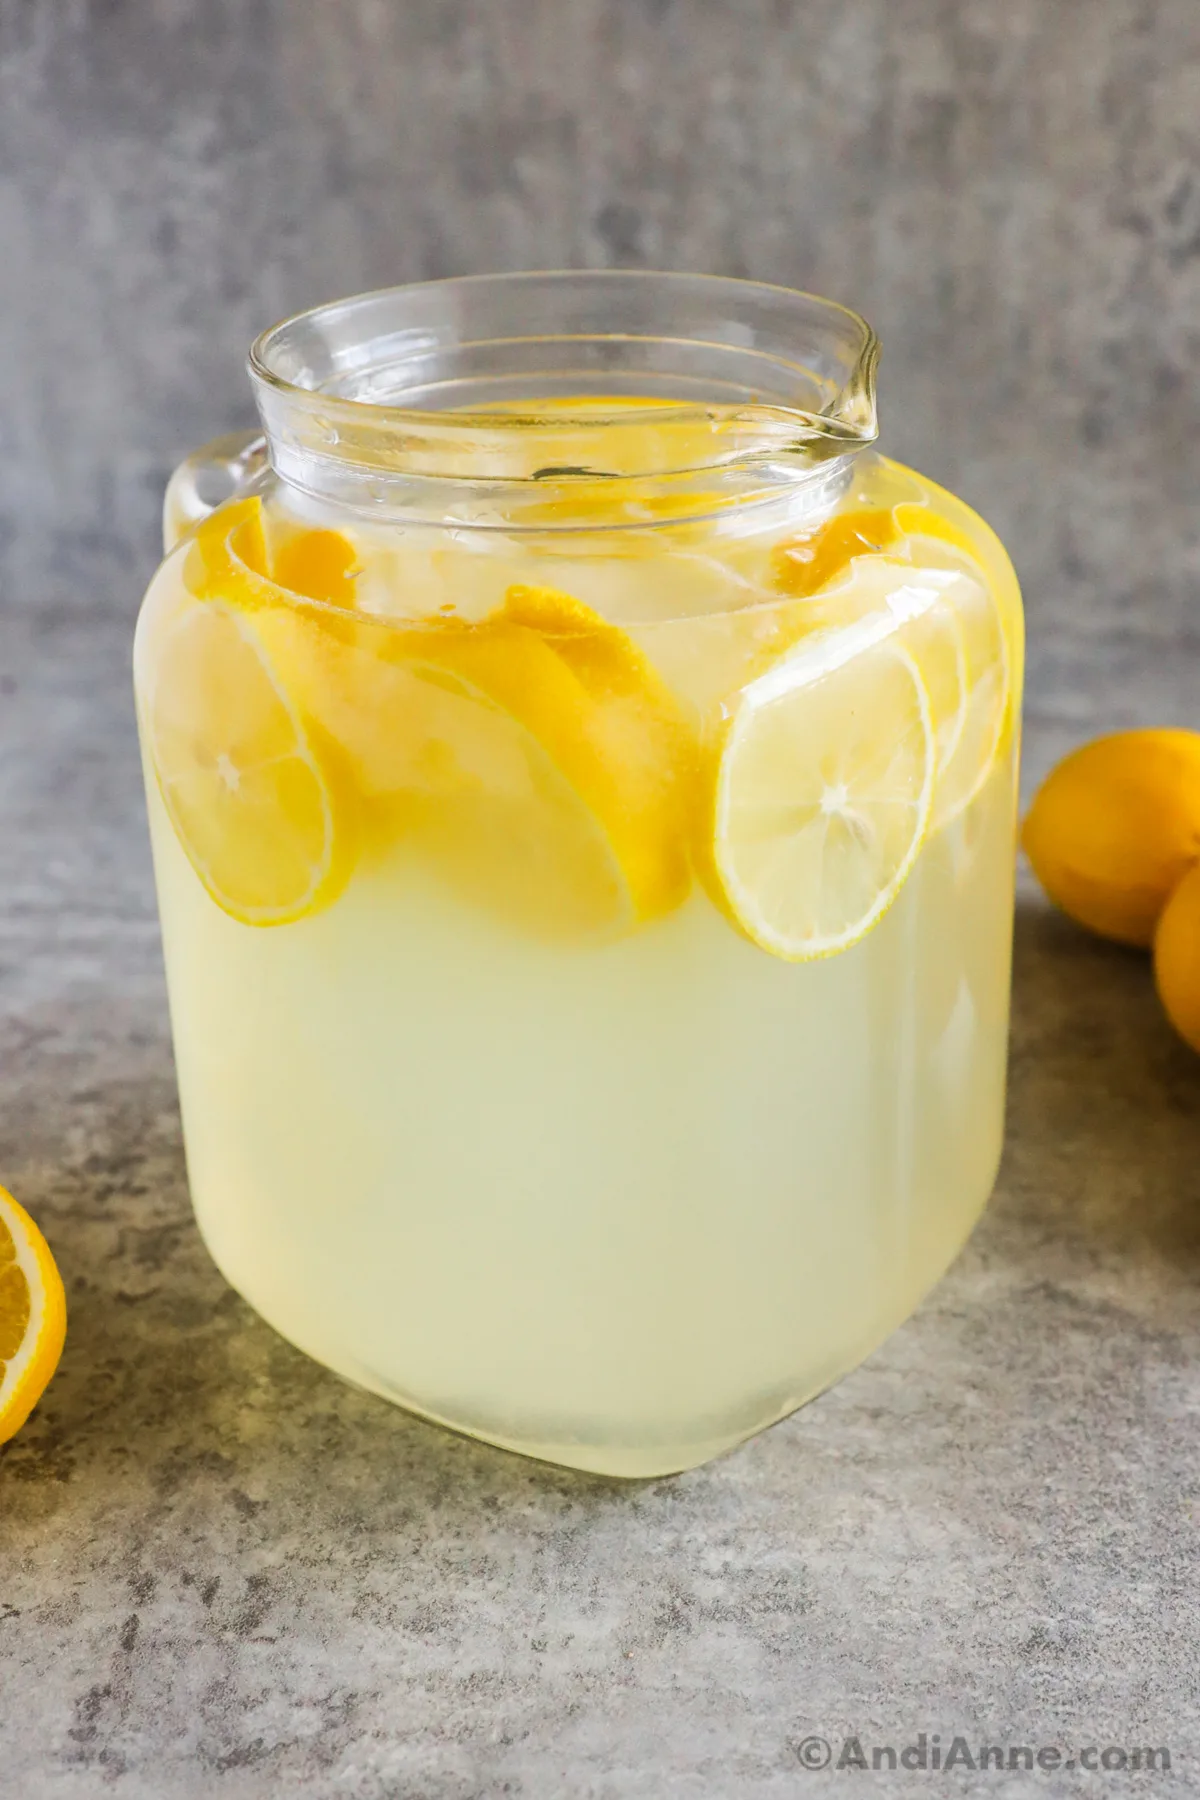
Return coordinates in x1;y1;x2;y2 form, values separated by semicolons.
143;592;355;926
270;524;362;607
255;579;695;939
768;551;968;755
772;506;900;597
387;654;643;937
0;1186;66;1445
895;530;1011;827
183;495;270;598
774;535;1010;833
387;623;685;936
498;579;690;739
494;583;697;920
381;586;695;935
711;619;935;959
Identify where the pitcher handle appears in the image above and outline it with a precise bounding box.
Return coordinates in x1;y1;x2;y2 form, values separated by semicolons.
162;430;268;552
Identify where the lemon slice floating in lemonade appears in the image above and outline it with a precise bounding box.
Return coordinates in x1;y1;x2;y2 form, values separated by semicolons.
772;499;1011;835
153;502;694;940
710;617;935;960
143;503;356;926
268;571;694;938
892;513;1011;828
366;593;695;938
144;598;355;926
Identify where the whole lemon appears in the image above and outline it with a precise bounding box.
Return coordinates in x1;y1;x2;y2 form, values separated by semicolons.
1022;729;1200;947
1154;863;1200;1052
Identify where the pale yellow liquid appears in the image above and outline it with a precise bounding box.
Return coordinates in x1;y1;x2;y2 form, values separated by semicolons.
146;754;1015;1477
138;440;1022;1476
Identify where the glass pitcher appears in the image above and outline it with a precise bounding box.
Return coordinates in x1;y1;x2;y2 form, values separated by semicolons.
135;272;1023;1477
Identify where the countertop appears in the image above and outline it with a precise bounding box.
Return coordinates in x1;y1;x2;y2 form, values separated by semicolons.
6;1;1200;1789
2;600;1197;1799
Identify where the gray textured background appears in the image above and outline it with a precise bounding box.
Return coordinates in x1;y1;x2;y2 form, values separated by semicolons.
2;4;1199;1797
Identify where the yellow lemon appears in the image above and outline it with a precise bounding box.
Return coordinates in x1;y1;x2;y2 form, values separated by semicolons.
1154;864;1200;1052
1023;730;1200;947
0;1186;66;1446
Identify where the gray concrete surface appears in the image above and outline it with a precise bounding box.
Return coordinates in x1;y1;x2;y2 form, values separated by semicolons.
2;3;1199;1796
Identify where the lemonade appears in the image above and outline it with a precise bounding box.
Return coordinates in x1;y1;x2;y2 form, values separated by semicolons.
136;466;1019;1475
136;276;1022;1475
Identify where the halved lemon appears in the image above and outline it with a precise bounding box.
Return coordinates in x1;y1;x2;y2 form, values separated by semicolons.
710;619;935;959
0;1186;66;1446
143;592;355;926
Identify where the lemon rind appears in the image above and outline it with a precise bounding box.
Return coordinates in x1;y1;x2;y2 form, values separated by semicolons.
0;1187;66;1444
